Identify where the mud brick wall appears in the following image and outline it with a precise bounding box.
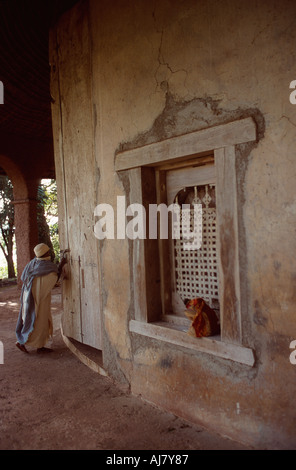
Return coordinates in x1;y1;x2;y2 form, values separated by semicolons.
50;0;296;449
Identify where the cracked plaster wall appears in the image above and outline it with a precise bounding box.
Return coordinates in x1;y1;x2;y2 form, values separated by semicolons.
51;0;296;448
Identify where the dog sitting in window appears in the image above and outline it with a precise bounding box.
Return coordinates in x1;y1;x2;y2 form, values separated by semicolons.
185;298;220;337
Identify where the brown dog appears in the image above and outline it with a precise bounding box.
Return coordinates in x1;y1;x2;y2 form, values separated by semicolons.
185;298;220;337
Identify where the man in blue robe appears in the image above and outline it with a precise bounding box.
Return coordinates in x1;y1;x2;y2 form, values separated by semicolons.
15;243;68;354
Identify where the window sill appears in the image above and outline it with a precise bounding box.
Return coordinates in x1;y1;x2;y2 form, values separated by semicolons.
129;319;255;367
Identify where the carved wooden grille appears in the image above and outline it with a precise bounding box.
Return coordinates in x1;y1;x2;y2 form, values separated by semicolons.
173;184;219;310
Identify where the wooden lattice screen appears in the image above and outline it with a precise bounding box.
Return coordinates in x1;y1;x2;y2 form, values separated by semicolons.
173;184;219;310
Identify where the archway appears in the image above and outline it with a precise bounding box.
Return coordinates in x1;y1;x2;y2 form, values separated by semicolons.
0;155;39;283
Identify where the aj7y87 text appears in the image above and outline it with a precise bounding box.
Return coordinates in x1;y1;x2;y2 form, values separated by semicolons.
149;455;189;466
106;454;189;467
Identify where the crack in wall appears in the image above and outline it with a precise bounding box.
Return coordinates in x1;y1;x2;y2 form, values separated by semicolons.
154;29;188;93
152;4;188;95
281;115;296;128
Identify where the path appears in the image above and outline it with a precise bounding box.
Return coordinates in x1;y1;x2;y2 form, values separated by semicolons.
0;285;251;450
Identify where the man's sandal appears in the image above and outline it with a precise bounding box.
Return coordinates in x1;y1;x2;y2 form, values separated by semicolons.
16;342;29;354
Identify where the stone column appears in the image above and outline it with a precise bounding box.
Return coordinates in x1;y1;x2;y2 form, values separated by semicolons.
13;198;39;284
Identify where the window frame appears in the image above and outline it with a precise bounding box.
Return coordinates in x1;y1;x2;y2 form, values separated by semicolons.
115;117;256;367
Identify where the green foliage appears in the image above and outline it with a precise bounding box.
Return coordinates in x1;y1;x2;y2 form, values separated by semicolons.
0;175;14;238
0;176;15;278
38;179;58;219
38;179;60;262
0;264;8;278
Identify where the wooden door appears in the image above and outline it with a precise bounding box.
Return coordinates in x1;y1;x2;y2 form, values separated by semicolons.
50;7;102;349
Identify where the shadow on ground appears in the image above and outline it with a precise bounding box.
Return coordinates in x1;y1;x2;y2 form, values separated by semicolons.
0;285;251;450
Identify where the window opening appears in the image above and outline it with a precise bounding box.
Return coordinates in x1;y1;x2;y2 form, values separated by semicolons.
173;183;219;317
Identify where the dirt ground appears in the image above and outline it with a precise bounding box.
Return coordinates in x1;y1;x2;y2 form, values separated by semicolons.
0;284;251;451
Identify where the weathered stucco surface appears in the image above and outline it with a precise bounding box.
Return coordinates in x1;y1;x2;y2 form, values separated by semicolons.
50;0;296;448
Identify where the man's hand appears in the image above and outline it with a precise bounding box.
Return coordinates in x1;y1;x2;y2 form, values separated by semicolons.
58;249;70;279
